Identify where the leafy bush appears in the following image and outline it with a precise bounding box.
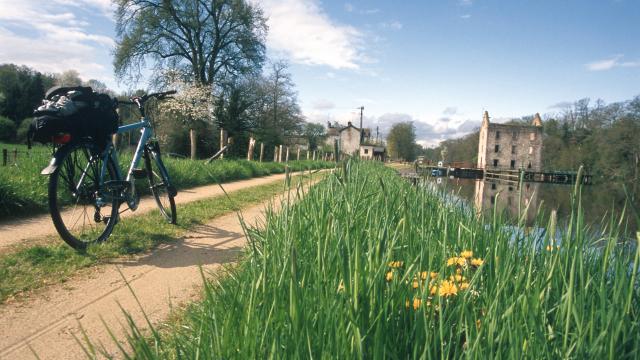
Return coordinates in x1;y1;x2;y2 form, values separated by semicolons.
0;116;16;141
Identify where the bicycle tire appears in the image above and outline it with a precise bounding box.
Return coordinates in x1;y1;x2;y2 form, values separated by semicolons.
49;141;119;250
144;144;177;224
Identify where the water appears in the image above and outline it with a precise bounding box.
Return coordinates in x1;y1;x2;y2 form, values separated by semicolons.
421;175;638;240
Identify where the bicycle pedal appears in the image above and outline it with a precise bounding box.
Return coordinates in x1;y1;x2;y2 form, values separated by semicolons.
131;168;147;179
104;180;130;192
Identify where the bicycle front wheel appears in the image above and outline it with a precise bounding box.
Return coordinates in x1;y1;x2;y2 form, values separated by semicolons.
49;141;119;250
144;144;177;224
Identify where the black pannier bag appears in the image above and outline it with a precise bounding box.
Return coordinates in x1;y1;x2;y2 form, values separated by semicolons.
28;86;119;149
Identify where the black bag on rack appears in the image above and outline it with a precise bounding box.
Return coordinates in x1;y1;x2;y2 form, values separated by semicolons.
28;86;119;148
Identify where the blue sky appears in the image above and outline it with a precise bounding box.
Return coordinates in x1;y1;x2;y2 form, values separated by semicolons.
0;0;638;145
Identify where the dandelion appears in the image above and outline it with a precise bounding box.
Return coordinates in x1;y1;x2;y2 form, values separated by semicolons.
450;274;466;282
413;298;422;310
388;261;404;268
447;257;466;267
430;271;438;279
456;268;462;275
412;279;419;289
460;282;470;290
386;271;393;282
430;284;438;295
439;280;458;297
420;271;428;280
470;258;484;267
460;250;473;259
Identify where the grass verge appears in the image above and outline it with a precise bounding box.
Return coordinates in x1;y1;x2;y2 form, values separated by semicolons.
0;171;324;304
120;160;639;358
0;141;333;220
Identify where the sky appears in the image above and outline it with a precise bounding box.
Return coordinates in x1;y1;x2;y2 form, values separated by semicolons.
0;0;639;146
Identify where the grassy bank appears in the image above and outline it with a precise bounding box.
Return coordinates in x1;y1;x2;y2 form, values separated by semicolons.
123;161;639;358
0;172;321;303
0;142;333;220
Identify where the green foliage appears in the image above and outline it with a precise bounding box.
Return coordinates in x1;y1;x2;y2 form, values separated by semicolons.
0;116;16;141
15;118;32;143
119;161;640;358
0;142;333;220
0;64;55;124
387;121;417;161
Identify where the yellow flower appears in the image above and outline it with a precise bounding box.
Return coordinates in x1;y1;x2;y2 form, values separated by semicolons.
450;274;466;282
385;271;393;282
460;282;470;290
476;319;481;329
413;298;422;310
420;271;428;280
430;271;438;279
470;258;484;267
460;250;473;259
456;268;462;275
412;279;420;289
430;285;438;295
388;261;404;268
447;257;466;267
337;280;345;292
438;280;458;297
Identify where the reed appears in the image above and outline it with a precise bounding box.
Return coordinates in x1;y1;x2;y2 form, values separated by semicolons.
120;160;639;358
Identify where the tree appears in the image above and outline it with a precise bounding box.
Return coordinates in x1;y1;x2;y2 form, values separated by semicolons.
160;73;215;159
214;80;255;157
55;70;82;87
113;0;267;86
303;122;325;151
387;122;417;161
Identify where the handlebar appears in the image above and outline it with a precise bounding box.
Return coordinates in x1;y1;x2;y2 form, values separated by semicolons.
117;90;177;118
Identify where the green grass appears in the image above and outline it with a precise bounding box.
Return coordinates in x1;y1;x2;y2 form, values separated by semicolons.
0;141;333;220
119;161;639;358
0;172;322;303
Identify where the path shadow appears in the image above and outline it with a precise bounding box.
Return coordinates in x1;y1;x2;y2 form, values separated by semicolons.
109;224;247;269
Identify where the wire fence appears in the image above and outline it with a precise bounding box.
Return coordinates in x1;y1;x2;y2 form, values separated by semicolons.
1;147;51;167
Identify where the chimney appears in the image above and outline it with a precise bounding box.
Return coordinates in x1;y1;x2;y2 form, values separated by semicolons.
482;111;490;127
347;121;352;127
532;113;543;127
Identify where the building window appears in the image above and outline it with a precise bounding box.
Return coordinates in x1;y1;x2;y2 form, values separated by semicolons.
529;146;533;155
511;145;516;154
527;162;532;169
530;132;535;141
496;131;501;139
493;159;499;167
490;196;495;205
491;183;496;190
494;144;500;153
512;131;518;139
508;186;514;191
510;160;516;169
364;148;369;154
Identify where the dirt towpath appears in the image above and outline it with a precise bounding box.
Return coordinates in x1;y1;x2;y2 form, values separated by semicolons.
0;171;304;253
0;183;310;359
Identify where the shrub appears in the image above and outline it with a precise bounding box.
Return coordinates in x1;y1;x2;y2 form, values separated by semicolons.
0;116;16;142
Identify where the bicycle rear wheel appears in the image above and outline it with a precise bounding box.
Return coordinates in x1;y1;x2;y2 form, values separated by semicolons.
144;144;177;224
49;141;119;250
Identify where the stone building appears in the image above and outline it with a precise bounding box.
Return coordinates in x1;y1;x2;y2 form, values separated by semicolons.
359;144;386;161
477;111;543;171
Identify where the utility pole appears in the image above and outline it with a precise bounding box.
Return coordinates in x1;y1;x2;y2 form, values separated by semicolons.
357;106;364;144
376;126;379;144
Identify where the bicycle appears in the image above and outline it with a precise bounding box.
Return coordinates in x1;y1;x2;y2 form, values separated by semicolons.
42;90;178;250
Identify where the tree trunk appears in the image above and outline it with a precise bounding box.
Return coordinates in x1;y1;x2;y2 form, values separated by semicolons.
190;128;197;160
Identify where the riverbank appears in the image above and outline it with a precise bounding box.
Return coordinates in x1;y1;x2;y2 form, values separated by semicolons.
117;160;639;358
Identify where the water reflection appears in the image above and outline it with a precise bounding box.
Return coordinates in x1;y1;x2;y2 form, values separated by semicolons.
428;176;637;237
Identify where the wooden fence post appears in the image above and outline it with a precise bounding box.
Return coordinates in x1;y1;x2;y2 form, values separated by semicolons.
220;129;228;160
278;145;284;163
247;137;255;161
285;147;290;162
259;143;264;162
274;146;278;162
13;148;18;163
307;149;310;160
2;149;7;166
296;147;300;161
313;150;316;161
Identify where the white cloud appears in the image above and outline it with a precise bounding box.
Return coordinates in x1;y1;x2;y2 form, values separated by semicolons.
381;21;403;30
586;55;640;71
258;0;365;69
0;1;115;85
460;14;471;19
312;99;335;111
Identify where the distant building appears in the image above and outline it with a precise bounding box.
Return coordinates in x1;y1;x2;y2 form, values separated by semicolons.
359;144;386;161
477;111;543;171
474;180;540;225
